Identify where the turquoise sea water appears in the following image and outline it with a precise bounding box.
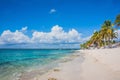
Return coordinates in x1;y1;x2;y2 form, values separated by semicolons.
0;49;76;80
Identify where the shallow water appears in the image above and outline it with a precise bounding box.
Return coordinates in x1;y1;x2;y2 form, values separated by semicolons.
0;49;76;80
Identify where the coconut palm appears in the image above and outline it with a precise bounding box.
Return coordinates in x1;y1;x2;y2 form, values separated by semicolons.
87;31;98;47
87;31;101;48
80;15;119;49
101;20;113;46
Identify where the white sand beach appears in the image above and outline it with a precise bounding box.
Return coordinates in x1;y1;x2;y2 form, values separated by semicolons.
80;47;120;80
33;47;120;80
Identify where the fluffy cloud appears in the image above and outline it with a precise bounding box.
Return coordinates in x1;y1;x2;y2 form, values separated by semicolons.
0;25;88;46
0;30;30;44
49;9;56;14
31;25;82;43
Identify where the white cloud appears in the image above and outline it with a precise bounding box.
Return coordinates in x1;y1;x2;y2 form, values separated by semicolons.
31;25;82;43
49;9;56;14
0;30;30;44
21;26;28;31
0;25;89;47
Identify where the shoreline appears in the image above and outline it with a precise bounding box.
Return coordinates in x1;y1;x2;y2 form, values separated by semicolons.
19;50;80;80
36;50;84;80
31;47;120;80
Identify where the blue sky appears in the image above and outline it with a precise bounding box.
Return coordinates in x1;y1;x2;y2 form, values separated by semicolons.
0;0;120;48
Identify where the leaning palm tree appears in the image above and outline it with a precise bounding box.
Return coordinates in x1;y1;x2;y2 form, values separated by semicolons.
80;31;99;49
88;32;96;46
88;31;100;48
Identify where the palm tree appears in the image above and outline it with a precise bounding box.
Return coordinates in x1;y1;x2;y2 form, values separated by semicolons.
80;14;119;49
115;14;120;27
87;32;96;47
101;20;113;46
87;31;101;48
101;25;108;46
115;14;120;42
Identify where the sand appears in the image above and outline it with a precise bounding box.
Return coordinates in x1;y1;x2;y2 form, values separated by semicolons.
80;47;120;80
31;47;120;80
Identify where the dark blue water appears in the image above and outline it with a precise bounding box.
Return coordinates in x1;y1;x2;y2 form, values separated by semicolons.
0;49;75;80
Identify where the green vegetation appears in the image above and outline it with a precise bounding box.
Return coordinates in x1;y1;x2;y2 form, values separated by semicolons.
80;14;120;49
115;14;120;27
